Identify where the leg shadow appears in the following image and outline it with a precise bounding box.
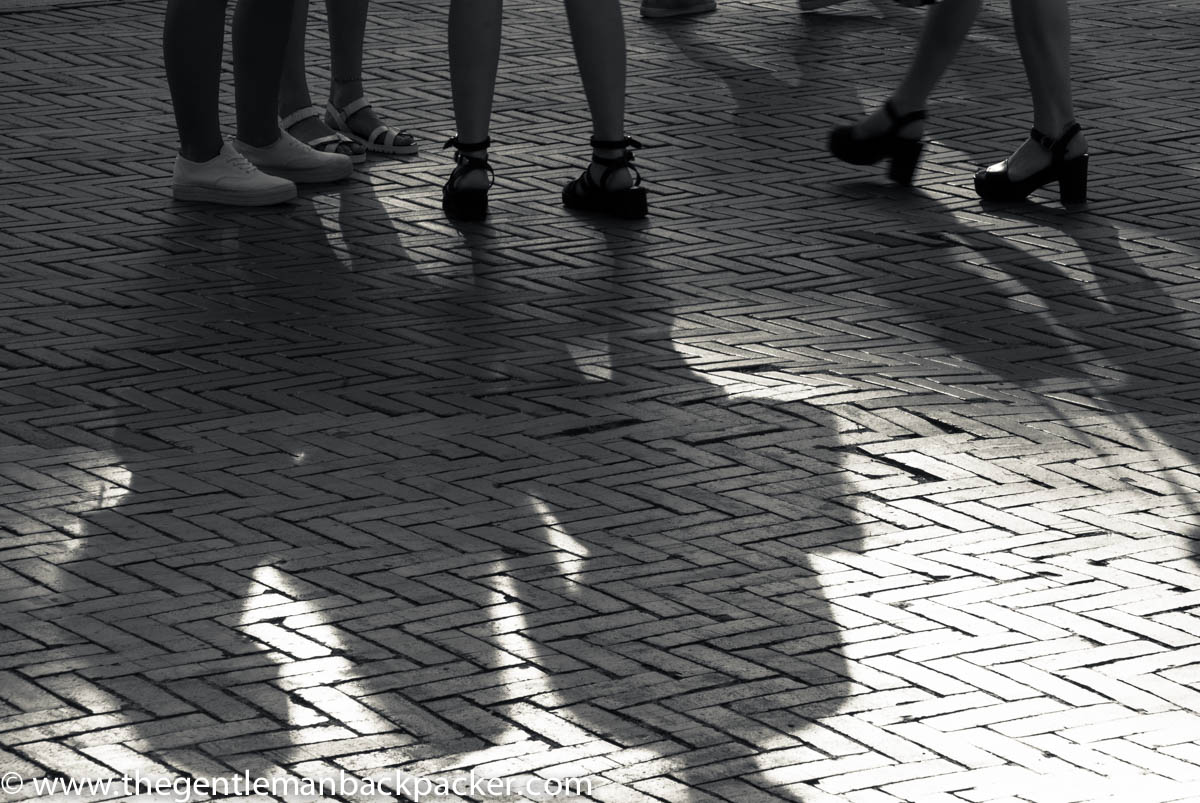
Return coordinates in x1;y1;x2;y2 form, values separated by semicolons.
1;193;429;800
324;218;903;802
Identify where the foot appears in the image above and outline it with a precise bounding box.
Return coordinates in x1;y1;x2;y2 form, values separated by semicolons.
983;126;1089;183
450;147;491;191
588;148;635;191
563;141;647;219
850;100;925;141
172;142;297;206
285;112;335;147
326;92;418;156
640;0;716;18
234;130;355;184
280;106;366;163
443;138;493;221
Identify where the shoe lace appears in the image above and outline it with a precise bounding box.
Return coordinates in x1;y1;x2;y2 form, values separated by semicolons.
224;148;260;175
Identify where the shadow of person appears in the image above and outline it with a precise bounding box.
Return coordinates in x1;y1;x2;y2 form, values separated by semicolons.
806;184;1200;567
20;185;1152;801
628;0;1026;227
0;191;444;800
309;217;901;802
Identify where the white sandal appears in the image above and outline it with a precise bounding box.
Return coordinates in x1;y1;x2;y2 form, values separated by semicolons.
324;98;418;156
280;106;366;164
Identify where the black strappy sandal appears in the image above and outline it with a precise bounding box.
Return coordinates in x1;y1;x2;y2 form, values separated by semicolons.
828;100;926;186
442;136;494;221
562;136;648;219
973;122;1088;206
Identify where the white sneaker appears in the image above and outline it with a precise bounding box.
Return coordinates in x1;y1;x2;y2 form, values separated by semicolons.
173;142;297;206
234;130;355;183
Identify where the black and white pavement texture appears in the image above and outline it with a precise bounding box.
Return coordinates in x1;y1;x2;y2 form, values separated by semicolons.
2;0;1200;801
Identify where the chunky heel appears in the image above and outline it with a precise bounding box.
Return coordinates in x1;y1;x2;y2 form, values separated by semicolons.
1058;153;1088;205
830;100;926;185
563;136;648;219
888;139;924;186
974;122;1088;206
442;136;494;221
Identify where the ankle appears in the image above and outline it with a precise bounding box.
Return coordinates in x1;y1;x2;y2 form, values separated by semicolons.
179;141;223;163
236;128;282;149
856;104;923;140
887;96;924;119
883;99;925;137
449;133;490;156
587;160;633;192
1030;121;1087;159
330;79;364;109
1034;118;1077;138
278;95;313;119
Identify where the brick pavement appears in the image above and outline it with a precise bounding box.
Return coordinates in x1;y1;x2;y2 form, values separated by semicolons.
2;0;1199;801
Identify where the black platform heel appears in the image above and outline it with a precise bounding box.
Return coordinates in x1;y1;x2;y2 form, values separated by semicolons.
562;136;648;219
829;100;926;186
442;136;494;221
973;122;1088;205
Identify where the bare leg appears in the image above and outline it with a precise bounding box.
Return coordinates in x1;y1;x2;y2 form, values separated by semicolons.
232;0;294;147
563;0;633;189
853;0;982;140
164;0;230;162
564;0;625;143
447;0;502;189
999;0;1086;180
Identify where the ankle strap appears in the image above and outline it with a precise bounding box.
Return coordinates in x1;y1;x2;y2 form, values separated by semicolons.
884;100;926;133
1030;122;1082;160
444;135;491;152
590;135;643;151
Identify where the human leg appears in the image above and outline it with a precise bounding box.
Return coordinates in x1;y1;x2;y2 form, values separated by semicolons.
165;0;297;204
323;0;417;154
164;0;229;163
327;0;369;107
560;0;646;217
441;0;501;218
279;0;315;119
232;0;295;148
447;0;501;152
277;0;366;160
975;0;1087;198
828;0;981;183
1013;0;1079;138
230;0;354;183
835;0;982;142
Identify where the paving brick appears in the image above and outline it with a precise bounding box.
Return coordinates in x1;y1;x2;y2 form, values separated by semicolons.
0;670;70;712
4;0;1200;798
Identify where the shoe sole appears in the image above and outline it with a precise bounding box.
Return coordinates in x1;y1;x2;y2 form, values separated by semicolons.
443;188;489;221
325;116;420;156
640;1;716;16
350;135;419;157
563;186;648;219
173;183;297;206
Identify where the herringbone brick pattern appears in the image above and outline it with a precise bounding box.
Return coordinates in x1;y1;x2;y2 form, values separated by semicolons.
2;0;1199;801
